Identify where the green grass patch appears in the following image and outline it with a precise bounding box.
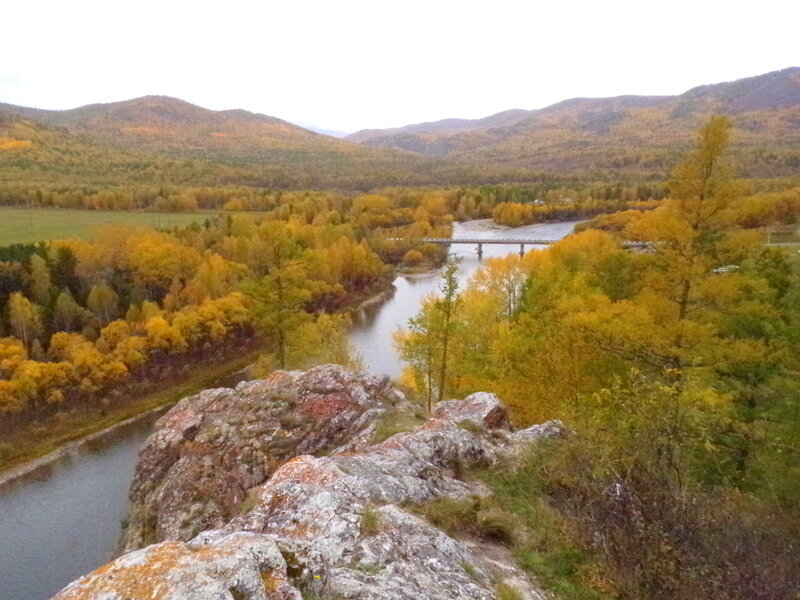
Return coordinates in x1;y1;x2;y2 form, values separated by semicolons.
360;504;382;536
477;443;614;600
411;495;521;546
495;582;525;600
0;207;227;244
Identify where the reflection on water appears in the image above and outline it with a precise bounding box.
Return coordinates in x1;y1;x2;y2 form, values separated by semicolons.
351;220;580;377
0;219;579;600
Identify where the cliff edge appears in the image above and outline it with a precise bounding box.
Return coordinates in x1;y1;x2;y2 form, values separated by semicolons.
52;365;563;600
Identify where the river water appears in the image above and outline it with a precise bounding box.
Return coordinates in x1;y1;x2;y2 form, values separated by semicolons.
350;219;580;376
0;219;579;600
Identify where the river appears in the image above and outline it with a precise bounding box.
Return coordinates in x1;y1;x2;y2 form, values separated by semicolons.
350;219;580;376
0;219;579;600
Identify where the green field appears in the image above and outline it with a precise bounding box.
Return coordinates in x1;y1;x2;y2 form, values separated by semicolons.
0;208;225;245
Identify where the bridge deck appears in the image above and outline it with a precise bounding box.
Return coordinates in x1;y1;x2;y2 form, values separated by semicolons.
420;238;557;244
419;238;648;248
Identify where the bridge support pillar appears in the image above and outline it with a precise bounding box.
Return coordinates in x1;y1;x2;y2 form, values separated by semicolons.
477;243;483;259
520;243;525;257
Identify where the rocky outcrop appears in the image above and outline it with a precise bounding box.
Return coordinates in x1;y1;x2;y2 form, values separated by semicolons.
54;366;563;600
119;365;404;552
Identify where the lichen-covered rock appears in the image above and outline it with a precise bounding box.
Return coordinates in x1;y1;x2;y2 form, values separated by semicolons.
511;420;566;444
53;531;299;600
434;392;512;430
119;365;404;553
54;366;562;600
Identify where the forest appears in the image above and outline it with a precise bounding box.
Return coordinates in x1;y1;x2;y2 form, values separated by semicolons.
0;177;693;447
1;161;798;437
395;117;800;598
0;189;462;431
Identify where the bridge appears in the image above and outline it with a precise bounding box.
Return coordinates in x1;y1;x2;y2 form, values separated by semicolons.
418;238;647;257
404;237;795;258
420;238;554;257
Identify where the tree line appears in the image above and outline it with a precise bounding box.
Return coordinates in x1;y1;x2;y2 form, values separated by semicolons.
0;180;670;213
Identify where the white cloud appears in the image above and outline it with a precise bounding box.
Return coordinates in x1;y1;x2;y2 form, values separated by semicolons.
2;0;798;132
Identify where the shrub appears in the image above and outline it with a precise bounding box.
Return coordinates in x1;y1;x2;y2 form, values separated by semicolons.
371;407;425;444
495;582;524;600
482;436;800;600
402;249;424;266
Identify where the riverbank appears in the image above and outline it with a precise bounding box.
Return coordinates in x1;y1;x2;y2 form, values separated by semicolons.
0;275;398;484
0;348;261;483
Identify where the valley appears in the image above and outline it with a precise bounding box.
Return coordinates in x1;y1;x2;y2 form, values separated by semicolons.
0;66;798;600
0;219;579;600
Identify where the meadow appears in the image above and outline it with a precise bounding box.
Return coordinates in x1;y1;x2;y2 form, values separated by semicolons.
0;208;218;244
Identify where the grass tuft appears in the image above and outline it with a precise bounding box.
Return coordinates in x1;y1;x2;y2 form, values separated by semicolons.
412;495;521;546
495;582;524;600
360;504;381;536
371;407;426;444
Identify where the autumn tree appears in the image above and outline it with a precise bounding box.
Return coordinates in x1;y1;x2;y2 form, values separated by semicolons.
396;297;437;408
50;246;80;294
395;259;462;410
7;293;42;351
54;289;89;332
87;283;119;325
279;313;363;372
435;260;461;403
242;223;326;369
28;254;53;304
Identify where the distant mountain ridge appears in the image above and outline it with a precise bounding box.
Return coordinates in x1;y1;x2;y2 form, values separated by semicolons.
347;108;532;142
1;67;799;189
0;96;452;189
347;68;800;143
345;67;800;176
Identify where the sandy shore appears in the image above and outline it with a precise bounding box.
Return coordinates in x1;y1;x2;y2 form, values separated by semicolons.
456;218;510;232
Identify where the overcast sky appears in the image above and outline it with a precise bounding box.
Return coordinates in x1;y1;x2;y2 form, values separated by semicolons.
1;0;797;133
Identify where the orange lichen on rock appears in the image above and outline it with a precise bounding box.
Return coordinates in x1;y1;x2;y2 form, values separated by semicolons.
56;542;191;600
50;377;562;600
54;532;295;600
269;455;344;487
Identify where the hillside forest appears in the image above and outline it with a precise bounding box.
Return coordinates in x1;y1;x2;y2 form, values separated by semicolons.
396;117;800;599
1;68;799;194
0;183;670;430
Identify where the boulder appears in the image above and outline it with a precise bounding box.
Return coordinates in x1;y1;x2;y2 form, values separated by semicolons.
434;391;511;430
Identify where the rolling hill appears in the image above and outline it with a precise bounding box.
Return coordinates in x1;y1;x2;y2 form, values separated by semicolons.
0;95;340;154
1;67;799;193
0;97;460;189
347;67;800;177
